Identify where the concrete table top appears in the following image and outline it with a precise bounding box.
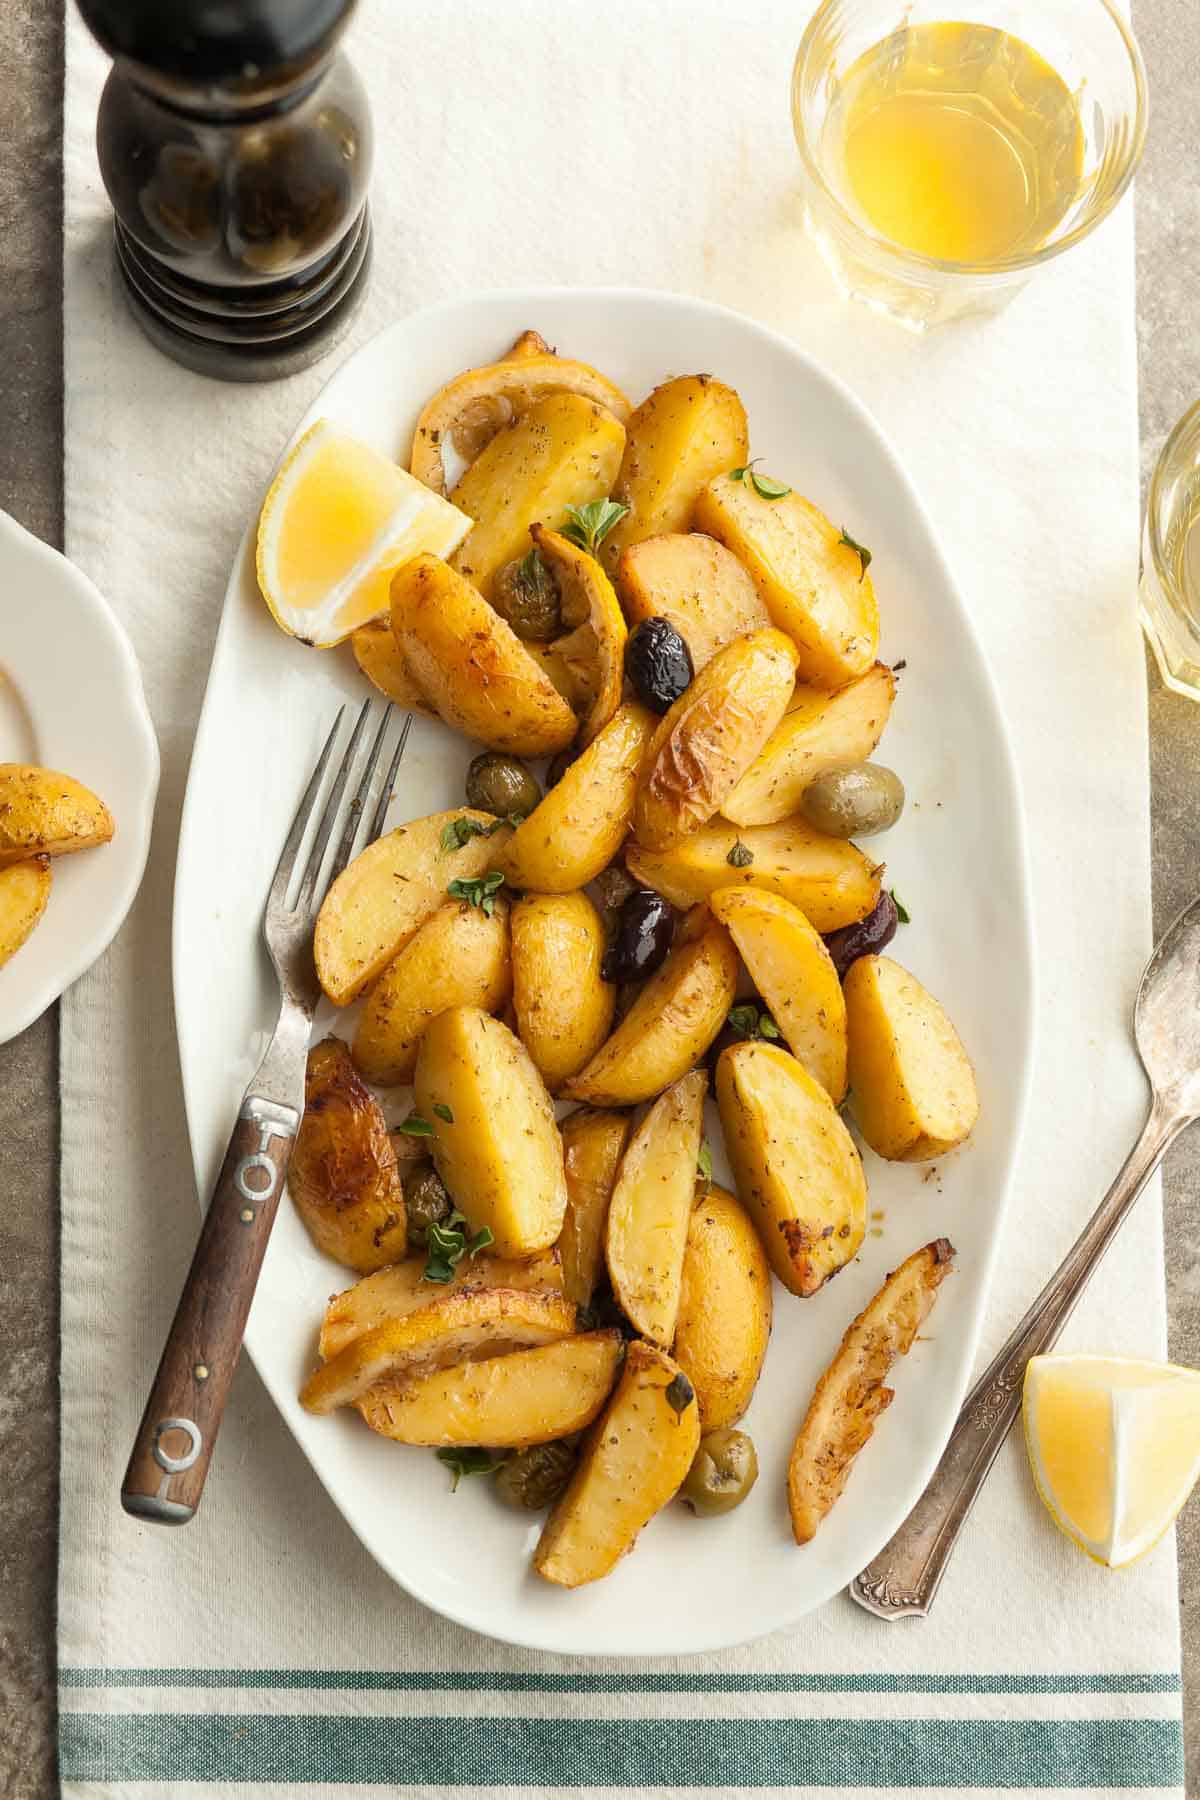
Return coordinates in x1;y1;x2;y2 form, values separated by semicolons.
1;4;1197;1793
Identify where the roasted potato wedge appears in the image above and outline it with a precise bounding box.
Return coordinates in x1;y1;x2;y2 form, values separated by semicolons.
0;855;51;968
626;817;880;932
498;701;656;893
319;1249;564;1359
633;627;798;850
558;1108;631;1307
357;1330;623;1447
562;915;738;1106
289;1038;407;1272
693;476;879;688
350;619;434;714
674;1185;772;1431
788;1238;955;1542
414;1006;569;1257
0;764;113;867
534;1340;701;1587
710;885;848;1101
615;531;770;671
391;554;577;756
605;1070;707;1346
449;392;626;600
530;524;627;746
602;376;749;569
314;809;512;1008
716;1040;866;1297
844;954;979;1160
724;664;897;826
510;891;615;1093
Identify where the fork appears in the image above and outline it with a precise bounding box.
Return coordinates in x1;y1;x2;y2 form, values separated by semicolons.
121;700;411;1525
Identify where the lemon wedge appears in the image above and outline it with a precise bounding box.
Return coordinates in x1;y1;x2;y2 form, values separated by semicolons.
1023;1353;1200;1567
256;420;471;647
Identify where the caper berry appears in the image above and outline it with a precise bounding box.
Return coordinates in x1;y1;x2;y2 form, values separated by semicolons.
823;890;899;979
465;752;541;819
800;763;905;839
403;1160;451;1249
680;1427;759;1517
625;617;694;713
494;1440;578;1511
491;551;562;642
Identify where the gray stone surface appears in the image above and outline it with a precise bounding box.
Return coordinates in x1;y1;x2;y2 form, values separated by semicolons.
0;3;1196;1794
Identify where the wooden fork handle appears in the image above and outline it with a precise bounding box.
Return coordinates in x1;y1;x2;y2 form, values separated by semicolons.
120;1094;299;1524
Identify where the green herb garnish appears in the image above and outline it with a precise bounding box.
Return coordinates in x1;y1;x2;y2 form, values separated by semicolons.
440;815;510;852
726;1005;780;1042
397;1114;434;1138
561;498;630;555
432;1103;455;1124
423;1208;495;1284
729;460;791;501
758;1015;782;1040
890;887;911;925
838;528;873;580
726;839;754;869
435;1447;500;1491
665;1371;696;1419
448;869;507;917
518;547;559;601
696;1140;713;1186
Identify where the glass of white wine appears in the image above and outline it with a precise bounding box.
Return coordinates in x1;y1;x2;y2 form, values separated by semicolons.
792;0;1147;330
1142;403;1200;701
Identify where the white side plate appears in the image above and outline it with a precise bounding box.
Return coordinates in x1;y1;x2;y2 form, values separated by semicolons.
174;288;1033;1658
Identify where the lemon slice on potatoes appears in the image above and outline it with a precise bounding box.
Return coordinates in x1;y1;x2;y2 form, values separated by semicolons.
1023;1354;1200;1568
256;420;471;647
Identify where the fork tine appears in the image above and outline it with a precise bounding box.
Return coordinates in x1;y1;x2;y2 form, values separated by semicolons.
322;702;395;891
365;712;413;846
293;698;373;915
266;706;345;914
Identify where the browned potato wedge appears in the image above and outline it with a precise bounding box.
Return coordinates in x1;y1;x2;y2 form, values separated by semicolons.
319;1250;564;1359
788;1238;955;1542
414;1006;568;1257
716;1040;866;1297
0;764;113;867
602;376;749;570
674;1185;773;1431
616;532;770;671
449;392;626;600
693;476;879;688
300;1285;577;1414
350;619;434;713
530;525;627;747
510;892;615;1093
626;818;880;932
391;555;577;756
724;664;897;826
314;809;512;1008
633;628;799;852
498;701;656;893
0;855;51;968
562;915;738;1106
289;1038;406;1272
558;1108;631;1307
844;955;979;1160
709;885;847;1101
605;1070;707;1346
356;1331;623;1447
534;1340;700;1587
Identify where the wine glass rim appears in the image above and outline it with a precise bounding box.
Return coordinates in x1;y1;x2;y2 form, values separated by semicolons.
1147;398;1200;614
791;0;1149;280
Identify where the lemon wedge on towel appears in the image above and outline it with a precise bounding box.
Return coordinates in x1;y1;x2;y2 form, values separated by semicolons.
1023;1353;1200;1568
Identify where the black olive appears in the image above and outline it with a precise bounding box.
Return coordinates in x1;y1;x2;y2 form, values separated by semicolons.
600;888;675;983
625;617;694;713
822;890;899;980
465;752;541;819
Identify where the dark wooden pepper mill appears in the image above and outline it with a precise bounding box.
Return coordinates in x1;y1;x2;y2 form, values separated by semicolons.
78;0;374;380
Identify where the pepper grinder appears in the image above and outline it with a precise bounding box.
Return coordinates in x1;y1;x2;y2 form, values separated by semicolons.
77;0;374;380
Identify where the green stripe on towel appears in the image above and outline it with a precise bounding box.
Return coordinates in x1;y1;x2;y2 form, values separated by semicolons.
59;1669;1182;1695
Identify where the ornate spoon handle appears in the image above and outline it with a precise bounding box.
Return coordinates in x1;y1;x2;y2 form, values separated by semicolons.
850;1100;1187;1619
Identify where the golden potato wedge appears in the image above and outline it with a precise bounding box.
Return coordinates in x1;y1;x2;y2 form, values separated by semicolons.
626;818;880;932
602;376;749;570
300;1285;577;1414
562;915;738;1106
534;1339;701;1587
449;392;626;600
558;1108;632;1307
391;555;577;756
289;1038;407;1272
352;896;512;1087
530;524;627;746
319;1249;564;1359
314;809;512;1007
414;1006;568;1257
709;885;847;1101
356;1330;623;1447
498;701;656;893
788;1238;955;1542
0;855;51;968
844;955;979;1161
615;531;770;671
0;764;113;867
605;1070;707;1346
633;627;799;851
350;620;434;714
510;892;615;1093
693;476;879;688
674;1185;773;1431
716;1040;867;1297
724;664;897;826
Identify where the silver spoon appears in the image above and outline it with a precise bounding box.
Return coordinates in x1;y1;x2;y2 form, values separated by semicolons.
851;890;1200;1618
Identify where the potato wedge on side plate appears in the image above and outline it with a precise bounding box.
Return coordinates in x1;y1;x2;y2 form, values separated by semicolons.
0;763;114;867
350;620;434;714
319;1250;564;1359
724;663;897;827
557;1108;631;1307
626;818;880;933
602;376;749;570
674;1184;773;1431
534;1340;701;1588
511;892;615;1093
845;954;979;1160
788;1239;955;1543
289;1038;407;1272
616;532;770;672
605;1070;707;1346
0;855;51;968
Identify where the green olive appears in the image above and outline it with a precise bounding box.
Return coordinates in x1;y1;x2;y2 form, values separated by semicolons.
464;752;542;820
680;1427;759;1517
494;1440;578;1511
800;762;905;838
403;1160;451;1249
491;551;562;642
